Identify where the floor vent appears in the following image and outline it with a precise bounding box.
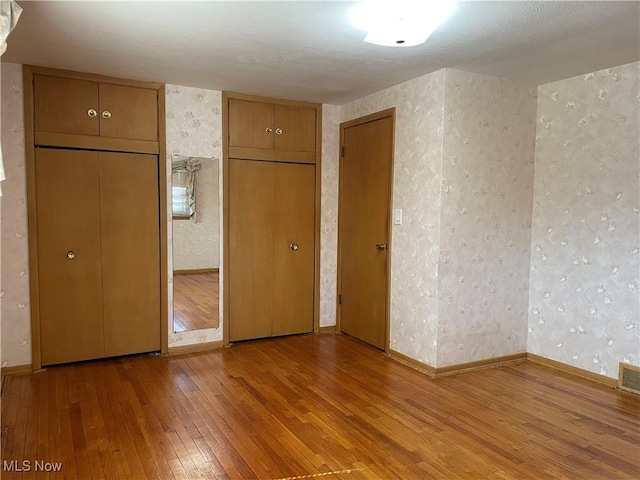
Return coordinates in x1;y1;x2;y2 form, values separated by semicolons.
618;363;640;395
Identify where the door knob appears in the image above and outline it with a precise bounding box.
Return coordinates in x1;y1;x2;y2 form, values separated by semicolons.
266;127;273;133
87;109;97;118
102;110;112;119
290;243;298;251
66;250;77;260
375;244;387;251
275;128;283;135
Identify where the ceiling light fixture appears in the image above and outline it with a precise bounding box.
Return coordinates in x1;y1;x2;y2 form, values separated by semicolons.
349;0;456;47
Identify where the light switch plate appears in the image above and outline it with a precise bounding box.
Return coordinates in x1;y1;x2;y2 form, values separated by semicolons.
394;208;403;225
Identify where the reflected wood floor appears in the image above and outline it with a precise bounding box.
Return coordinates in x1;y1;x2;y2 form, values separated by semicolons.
2;334;639;479
173;272;219;332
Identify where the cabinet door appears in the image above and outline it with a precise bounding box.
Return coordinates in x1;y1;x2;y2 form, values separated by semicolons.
272;163;315;336
100;152;161;356
228;99;274;150
34;75;99;136
229;159;274;341
274;105;316;152
99;84;158;141
35;149;104;365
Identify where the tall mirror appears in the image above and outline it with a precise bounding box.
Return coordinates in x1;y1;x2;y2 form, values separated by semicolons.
171;155;220;332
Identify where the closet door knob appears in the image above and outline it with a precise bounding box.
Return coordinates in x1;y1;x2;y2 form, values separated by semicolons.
66;250;77;260
290;243;298;251
87;109;97;118
275;128;283;135
102;110;112;119
265;127;273;133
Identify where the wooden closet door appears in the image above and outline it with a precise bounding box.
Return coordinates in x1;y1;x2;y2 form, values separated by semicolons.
274;105;316;152
229;159;275;341
99;84;158;141
272;163;315;336
34;75;99;136
100;152;161;356
35;149;104;365
228;99;274;149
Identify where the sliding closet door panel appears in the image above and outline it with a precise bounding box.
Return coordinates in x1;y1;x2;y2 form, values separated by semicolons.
229;159;274;341
35;148;104;365
272;162;315;336
100;152;160;356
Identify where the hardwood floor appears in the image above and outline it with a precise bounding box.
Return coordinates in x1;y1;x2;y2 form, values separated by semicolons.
2;334;639;479
173;272;219;332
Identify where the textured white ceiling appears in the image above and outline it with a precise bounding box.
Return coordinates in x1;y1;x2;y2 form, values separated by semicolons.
3;1;639;104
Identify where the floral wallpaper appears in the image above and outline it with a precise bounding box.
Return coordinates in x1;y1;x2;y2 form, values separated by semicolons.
320;104;340;328
340;69;537;368
341;70;446;366
0;62;30;368
438;69;537;366
529;62;640;378
165;85;223;346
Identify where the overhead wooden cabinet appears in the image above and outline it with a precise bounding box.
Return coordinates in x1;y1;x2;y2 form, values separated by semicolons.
24;65;166;368
224;92;321;343
227;97;317;164
32;72;159;153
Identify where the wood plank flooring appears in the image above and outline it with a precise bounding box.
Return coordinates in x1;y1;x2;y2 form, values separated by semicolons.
173;272;219;332
2;334;639;479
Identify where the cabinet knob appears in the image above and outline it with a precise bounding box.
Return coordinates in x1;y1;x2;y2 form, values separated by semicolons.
375;244;387;251
102;110;112;119
265;127;273;133
87;109;97;118
66;250;77;260
290;243;298;252
275;128;283;135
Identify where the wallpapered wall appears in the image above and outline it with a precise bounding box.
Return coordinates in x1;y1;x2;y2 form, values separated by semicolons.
320;104;341;327
0;62;29;367
340;69;537;368
166;87;221;272
342;70;446;366
529;62;640;378
165;85;223;347
438;69;537;366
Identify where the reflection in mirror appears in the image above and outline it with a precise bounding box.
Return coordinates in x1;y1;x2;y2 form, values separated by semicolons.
171;155;220;332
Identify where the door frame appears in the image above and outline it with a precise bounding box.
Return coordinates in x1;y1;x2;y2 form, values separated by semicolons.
336;108;395;352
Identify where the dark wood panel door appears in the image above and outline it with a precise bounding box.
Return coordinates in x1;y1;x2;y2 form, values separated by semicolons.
99;84;158;141
274;105;316;152
100;152;161;356
229;159;274;341
228;99;274;150
35;148;104;365
34;75;99;136
272;163;315;336
340;116;393;350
